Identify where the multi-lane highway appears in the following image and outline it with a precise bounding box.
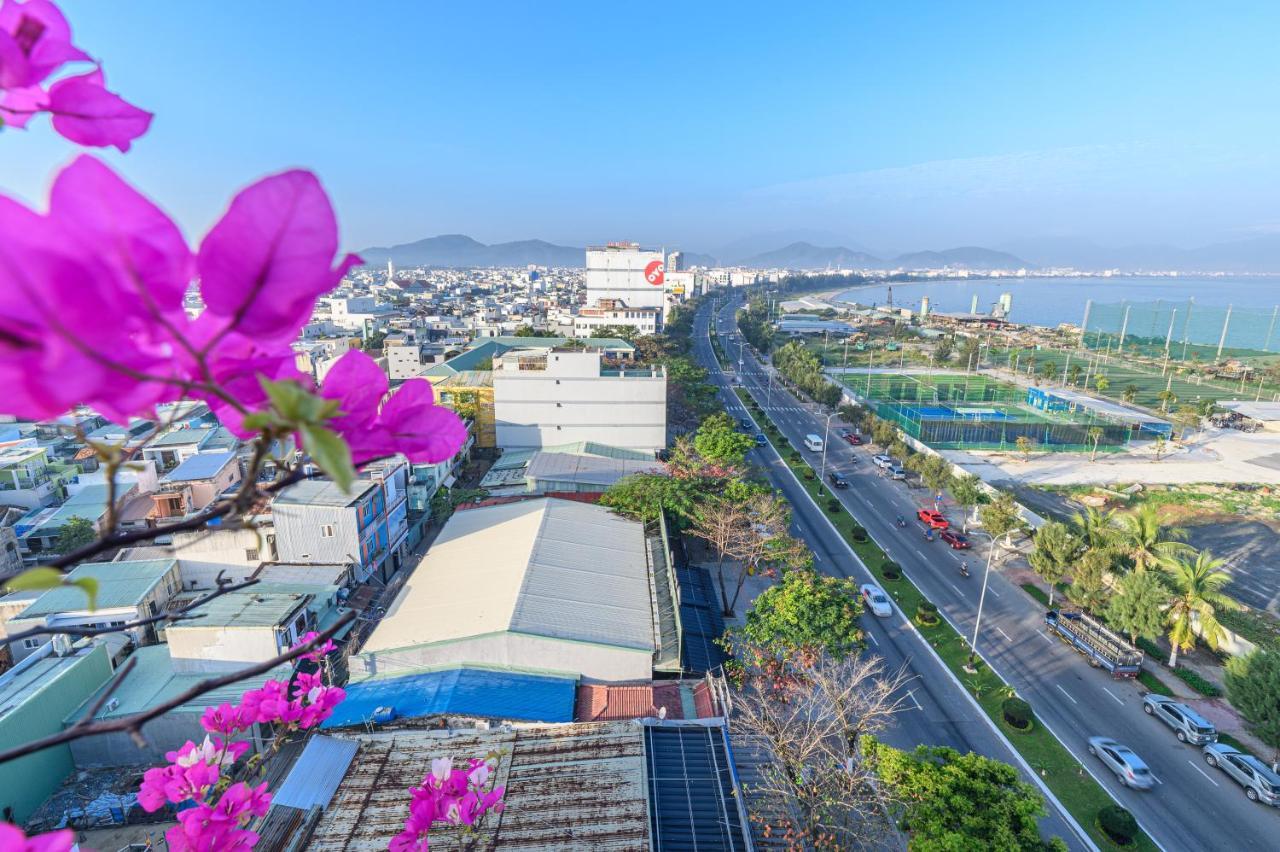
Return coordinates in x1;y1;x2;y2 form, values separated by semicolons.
690;303;1092;850
700;295;1278;852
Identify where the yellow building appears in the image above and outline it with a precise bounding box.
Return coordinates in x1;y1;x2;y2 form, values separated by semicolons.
432;370;495;448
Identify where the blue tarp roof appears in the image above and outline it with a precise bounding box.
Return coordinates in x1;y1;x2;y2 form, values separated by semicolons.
321;667;577;728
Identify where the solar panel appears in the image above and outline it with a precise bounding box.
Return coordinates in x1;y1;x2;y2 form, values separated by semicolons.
645;725;750;852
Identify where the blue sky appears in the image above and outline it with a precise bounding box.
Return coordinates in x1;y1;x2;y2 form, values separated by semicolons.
3;1;1279;254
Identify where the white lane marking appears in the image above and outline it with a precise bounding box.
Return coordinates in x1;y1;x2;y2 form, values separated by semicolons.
996;627;1013;642
906;690;924;711
914;548;927;560
988;588;1001;598
866;631;878;646
1102;687;1124;706
1039;631;1055;644
948;582;963;595
1055;684;1079;705
1189;760;1219;786
812;551;822;562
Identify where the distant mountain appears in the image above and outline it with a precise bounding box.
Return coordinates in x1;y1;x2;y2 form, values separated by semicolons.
679;252;719;268
717;230;874;264
1002;235;1280;273
740;242;883;269
892;246;1028;270
358;234;582;268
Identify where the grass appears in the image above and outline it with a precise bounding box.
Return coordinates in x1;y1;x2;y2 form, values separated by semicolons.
1022;583;1050;606
1137;670;1175;697
733;386;1157;852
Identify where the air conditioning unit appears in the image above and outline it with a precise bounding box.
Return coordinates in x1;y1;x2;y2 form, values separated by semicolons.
104;698;119;713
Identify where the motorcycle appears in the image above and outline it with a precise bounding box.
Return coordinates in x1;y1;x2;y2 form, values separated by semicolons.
923;528;935;542
895;515;906;528
958;562;970;578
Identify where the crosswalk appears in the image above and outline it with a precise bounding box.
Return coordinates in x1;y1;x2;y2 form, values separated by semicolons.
724;405;808;414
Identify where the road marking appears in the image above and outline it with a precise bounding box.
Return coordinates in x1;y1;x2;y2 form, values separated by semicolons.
1039;631;1055;644
1102;687;1124;706
1188;760;1219;786
1055;684;1079;705
988;588;1001;598
812;551;822;562
906;689;924;711
914;548;927;560
996;627;1013;642
866;631;878;646
949;582;963;595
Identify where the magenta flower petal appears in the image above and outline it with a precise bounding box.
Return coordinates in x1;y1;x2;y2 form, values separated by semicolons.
320;349;388;428
46;69;153;151
197;170;356;342
0;28;29;89
0;82;48;127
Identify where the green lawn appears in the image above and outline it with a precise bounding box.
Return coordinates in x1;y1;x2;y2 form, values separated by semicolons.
734;386;1157;851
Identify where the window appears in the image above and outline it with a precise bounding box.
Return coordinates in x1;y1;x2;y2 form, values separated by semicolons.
22;638;41;650
245;548;259;561
320;524;335;537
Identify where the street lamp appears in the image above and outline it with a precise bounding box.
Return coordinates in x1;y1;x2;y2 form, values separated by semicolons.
965;529;998;670
819;412;837;485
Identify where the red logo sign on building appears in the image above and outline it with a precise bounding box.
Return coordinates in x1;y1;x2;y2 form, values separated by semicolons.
644;260;665;286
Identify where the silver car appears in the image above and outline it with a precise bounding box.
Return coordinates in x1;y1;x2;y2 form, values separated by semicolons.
1088;736;1156;790
1142;695;1217;745
1203;743;1280;805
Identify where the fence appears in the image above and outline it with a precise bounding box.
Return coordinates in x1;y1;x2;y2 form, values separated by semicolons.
1081;298;1280;364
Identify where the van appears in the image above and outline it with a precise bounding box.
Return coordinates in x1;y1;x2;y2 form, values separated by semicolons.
888;465;907;480
804;434;824;452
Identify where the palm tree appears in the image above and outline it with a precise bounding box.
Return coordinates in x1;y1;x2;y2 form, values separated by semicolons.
1115;504;1188;573
1161;550;1236;668
1071;506;1116;551
1122;384;1139;404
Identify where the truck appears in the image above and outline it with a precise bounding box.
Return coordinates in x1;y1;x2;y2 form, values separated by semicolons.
1044;609;1143;678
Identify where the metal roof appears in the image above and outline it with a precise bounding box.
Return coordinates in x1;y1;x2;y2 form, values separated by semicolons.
576;682;685;722
320;667;577;728
525;452;663;488
270;735;359;810
18;559;177;618
175;590;310;628
304;722;651;851
0;645;105;719
161;450;237;482
148;427;215;448
273;477;377;507
675;567;727;675
645;724;751;851
359;498;654;655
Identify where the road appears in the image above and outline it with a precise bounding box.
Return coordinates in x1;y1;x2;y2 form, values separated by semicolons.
704;296;1279;852
690;304;1092;850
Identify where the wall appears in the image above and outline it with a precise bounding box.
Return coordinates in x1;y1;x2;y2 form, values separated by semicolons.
273;502;371;581
166;625;287;672
0;645;112;822
70;714;269;769
172;526;271;591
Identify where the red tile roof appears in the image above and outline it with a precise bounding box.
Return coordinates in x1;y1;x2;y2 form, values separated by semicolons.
574;682;684;722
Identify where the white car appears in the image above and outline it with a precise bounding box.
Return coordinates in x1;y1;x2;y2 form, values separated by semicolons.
872;454;895;469
860;583;893;617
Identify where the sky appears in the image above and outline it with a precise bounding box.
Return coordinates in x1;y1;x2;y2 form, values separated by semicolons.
4;1;1280;256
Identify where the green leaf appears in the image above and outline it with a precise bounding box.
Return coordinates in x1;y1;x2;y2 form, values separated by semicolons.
70;576;100;611
260;378;307;422
301;423;356;492
4;567;64;594
239;411;272;432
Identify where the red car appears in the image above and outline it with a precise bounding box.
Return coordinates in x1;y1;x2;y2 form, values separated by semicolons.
842;433;862;446
940;529;970;549
917;508;950;530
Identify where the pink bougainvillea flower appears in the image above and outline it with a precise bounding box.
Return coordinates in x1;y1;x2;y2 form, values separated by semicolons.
0;824;75;852
291;630;337;663
0;0;88;89
197;169;361;343
46;67;152;152
0;82;45;126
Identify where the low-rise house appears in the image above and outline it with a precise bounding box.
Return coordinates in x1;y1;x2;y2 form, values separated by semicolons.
139;426;229;473
149;450;242;522
7;558;181;663
0;444;67;508
169;522;275;590
14;484;129;566
164;586;329;673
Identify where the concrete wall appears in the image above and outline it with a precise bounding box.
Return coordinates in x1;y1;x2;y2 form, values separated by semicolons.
172;526;270;590
166;625;288;672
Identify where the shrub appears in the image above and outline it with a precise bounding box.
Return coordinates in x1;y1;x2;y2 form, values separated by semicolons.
789;451;802;463
915;600;939;625
1001;697;1034;730
802;469;815;480
827;498;841;513
1135;636;1162;659
1098;805;1137;845
850;525;867;542
880;560;900;581
1172;667;1223;697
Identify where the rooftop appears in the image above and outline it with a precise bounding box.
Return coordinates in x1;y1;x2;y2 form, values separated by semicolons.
359;498;653;656
174;590;311;629
273;477;378;507
0;644;106;721
17;558;177;618
148;426;216;448
525;452;664;488
161;450;238;483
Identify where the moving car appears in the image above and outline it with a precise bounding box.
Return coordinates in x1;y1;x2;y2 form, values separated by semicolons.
888;465;906;480
754;433;768;446
917;509;949;529
1087;737;1155;790
842;432;862;446
1203;744;1280;805
739;417;753;430
804;434;825;452
860;584;893;617
827;471;849;489
872;454;895;468
1143;696;1218;744
940;530;969;549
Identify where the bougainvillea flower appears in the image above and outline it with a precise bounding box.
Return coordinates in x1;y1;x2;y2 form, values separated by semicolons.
46;67;152;151
0;823;74;852
0;0;88;89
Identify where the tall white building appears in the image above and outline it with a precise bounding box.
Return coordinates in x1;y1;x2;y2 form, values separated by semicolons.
584;242;667;332
492;349;666;453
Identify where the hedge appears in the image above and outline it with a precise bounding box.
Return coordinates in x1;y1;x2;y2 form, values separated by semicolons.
1098;805;1138;845
880;560;901;581
1172;667;1222;697
1001;697;1034;730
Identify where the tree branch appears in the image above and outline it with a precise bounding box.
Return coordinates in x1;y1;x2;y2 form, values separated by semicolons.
0;610;356;766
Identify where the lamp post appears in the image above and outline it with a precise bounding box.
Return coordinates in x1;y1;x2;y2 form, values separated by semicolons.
820;412;836;485
965;529;998;669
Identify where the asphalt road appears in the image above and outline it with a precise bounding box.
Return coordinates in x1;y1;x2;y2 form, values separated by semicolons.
704;297;1280;852
691;305;1092;851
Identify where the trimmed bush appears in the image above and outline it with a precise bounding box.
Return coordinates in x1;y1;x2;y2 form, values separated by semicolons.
1098;805;1137;845
789;451;802;463
915;600;939;625
802;469;815;480
880;560;901;581
1001;697;1034;730
827;498;841;513
850;525;867;542
1172;667;1222;697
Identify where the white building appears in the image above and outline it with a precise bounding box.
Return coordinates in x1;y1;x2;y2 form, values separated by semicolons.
572;299;660;338
585;242;667;329
384;333;426;381
492;349;666;453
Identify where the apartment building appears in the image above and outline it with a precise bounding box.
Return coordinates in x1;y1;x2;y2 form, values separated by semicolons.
584;242;667;329
0;445;67;509
492;349;666;453
572;299;660;338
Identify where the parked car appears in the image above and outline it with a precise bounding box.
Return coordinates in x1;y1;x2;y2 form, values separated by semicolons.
754;433;768;446
1143;696;1217;744
738;417;753;430
1203;744;1280;805
1087;737;1155;790
828;472;849;489
872;454;894;468
843;432;863;445
917;509;950;529
887;465;907;480
860;583;893;617
940;530;970;549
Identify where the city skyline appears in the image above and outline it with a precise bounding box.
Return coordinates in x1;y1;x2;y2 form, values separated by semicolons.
4;2;1280;256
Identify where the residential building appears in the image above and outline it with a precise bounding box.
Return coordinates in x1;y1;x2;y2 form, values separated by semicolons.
0;445;67;509
585;242;668;328
479;441;662;495
572;298;660;338
492;349;666;452
384;332;428;381
6;558;181;662
169;523;275;591
149;450;242;523
139;426;234;473
432;371;495;447
14;484;127;566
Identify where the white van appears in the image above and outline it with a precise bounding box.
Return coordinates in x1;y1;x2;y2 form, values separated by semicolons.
804;434;825;452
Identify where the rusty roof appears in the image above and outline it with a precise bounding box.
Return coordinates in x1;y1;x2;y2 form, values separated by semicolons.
304;722;650;851
575;683;685;723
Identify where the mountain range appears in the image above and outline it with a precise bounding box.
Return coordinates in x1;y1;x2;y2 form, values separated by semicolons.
735;242;1028;270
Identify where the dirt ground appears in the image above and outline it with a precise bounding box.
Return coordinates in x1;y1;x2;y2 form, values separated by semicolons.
70;823;168;850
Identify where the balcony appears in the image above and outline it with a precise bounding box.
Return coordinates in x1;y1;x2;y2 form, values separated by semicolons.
0;473;51;491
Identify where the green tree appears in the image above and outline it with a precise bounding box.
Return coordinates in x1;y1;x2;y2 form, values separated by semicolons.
1156;389;1177;414
1151;434;1168;462
1036;360;1057;383
601;474;699;523
918;455;952;494
53;516;97;555
584;323;640;342
1172;404;1202;442
740;569;864;660
1225;650;1280;766
1104;570;1171;644
1161;549;1235;667
512;325;538;337
957;337;980;372
1028;521;1080;608
1086;426;1104;462
1014;435;1036;462
1095;375;1110;394
1069;547;1112;612
978;492;1021;547
1067;363;1084;386
1114;504;1187;573
950;474;988;529
871;417;898;448
693;413;755;467
1071;506;1117;550
1122;384;1139;404
865;740;1047;851
933;336;953;363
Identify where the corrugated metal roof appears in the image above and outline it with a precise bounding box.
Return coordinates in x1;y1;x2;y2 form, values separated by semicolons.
161;450;237;482
321;667;577;728
304;722;651;851
18;558;177;618
645;724;751;851
271;735;359;810
525;452;663;488
675;567;727;675
149;427;215;447
273;477;377;506
176;590;308;628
